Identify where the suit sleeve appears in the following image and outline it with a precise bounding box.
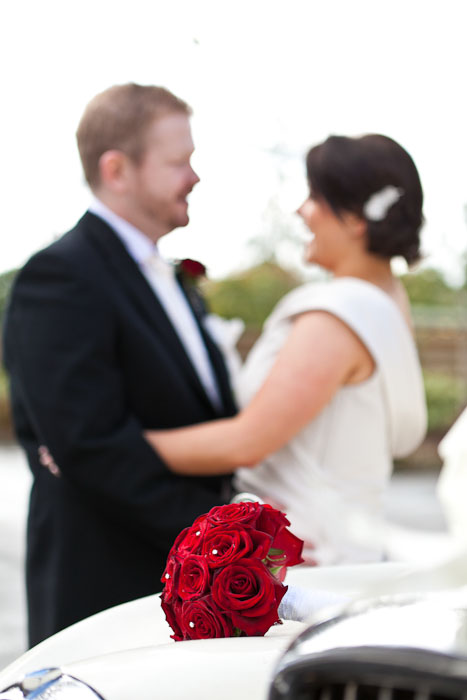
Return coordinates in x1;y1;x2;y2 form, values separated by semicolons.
5;250;228;550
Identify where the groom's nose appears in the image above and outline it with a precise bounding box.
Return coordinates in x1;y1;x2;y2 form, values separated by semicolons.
190;166;200;187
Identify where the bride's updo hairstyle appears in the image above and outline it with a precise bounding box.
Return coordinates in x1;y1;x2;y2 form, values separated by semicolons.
306;134;424;264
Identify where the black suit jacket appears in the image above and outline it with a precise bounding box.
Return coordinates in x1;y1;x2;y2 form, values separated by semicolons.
3;212;236;646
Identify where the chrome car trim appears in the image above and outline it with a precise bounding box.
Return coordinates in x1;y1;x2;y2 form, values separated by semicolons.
269;589;467;699
0;667;105;699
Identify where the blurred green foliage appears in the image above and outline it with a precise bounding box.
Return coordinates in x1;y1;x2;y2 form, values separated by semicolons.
0;367;12;440
0;270;16;439
0;269;17;321
423;370;466;434
401;267;463;306
205;261;301;330
206;264;465;331
0;369;8;399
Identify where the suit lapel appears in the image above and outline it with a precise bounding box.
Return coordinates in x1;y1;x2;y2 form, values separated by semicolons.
80;213;223;414
176;275;237;415
198;324;237;415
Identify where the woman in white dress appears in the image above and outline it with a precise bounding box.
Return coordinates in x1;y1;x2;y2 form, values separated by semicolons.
145;133;427;564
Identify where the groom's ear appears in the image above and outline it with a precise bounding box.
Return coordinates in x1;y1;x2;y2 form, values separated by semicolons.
98;150;129;193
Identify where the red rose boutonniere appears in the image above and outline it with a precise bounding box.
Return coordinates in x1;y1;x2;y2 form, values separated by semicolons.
160;502;305;641
175;258;207;318
175;258;206;285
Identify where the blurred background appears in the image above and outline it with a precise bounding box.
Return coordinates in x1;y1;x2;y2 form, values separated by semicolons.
1;0;466;671
2;0;467;459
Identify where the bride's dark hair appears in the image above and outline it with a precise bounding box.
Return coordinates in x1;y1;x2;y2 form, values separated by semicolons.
306;134;424;264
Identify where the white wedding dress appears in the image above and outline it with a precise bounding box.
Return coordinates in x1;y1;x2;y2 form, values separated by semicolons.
234;277;427;565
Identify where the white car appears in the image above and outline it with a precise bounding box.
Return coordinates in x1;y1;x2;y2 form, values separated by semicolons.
3;559;466;700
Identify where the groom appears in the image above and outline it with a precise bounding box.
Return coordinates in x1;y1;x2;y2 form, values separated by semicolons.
3;83;237;647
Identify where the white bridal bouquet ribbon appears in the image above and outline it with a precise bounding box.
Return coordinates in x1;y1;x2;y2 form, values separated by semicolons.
278;585;349;623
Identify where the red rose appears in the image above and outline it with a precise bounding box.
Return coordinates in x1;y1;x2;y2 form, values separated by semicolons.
181;596;234;640
168;527;193;556
160;554;182;601
170;518;210;557
207;502;262;527
190;512;216;537
202;524;271;568
178;554;210;601
256;505;304;580
256;504;291;538
179;258;206;278
161;596;183;642
266;527;305;575
212;558;287;636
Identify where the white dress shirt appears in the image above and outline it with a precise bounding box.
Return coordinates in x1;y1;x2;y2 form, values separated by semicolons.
88;198;222;409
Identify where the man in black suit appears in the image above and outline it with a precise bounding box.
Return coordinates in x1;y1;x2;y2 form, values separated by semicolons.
3;83;236;647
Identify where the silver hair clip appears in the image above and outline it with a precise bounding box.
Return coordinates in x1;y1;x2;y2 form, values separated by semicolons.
363;185;404;222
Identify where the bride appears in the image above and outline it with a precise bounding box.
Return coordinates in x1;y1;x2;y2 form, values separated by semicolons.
145;133;427;565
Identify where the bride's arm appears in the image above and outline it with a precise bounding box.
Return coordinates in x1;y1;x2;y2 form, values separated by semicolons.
144;311;373;474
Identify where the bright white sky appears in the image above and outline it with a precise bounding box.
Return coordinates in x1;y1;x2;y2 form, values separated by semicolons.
2;0;467;282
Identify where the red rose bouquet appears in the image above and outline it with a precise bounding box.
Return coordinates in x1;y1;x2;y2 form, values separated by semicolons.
160;502;304;641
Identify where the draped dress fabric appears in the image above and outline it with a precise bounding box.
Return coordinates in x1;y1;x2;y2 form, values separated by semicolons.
234;277;427;565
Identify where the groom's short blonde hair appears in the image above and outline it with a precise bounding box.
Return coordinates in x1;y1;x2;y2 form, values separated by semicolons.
76;83;191;189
